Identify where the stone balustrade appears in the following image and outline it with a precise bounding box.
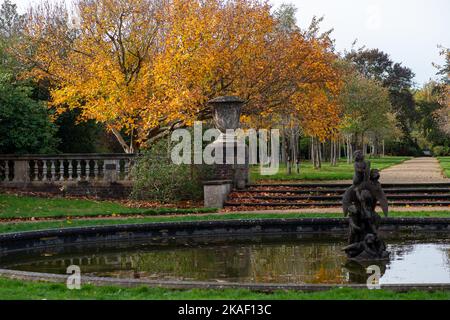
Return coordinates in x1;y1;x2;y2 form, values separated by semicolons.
0;154;136;186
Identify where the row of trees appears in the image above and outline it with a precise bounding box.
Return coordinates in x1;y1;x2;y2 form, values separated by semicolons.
0;0;449;168
278;13;449;169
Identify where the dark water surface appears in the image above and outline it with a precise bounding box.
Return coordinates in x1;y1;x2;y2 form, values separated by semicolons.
1;233;449;284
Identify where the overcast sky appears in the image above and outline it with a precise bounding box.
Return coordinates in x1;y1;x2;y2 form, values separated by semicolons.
12;0;450;86
270;0;449;86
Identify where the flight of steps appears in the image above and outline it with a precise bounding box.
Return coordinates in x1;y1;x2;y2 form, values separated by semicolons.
224;182;450;211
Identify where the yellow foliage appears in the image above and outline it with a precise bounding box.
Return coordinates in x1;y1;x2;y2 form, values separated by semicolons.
17;0;343;150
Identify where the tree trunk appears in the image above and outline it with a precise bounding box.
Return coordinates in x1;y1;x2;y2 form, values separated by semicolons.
338;139;341;163
372;137;377;157
284;133;291;175
317;140;322;169
281;130;287;166
330;140;336;166
343;136;347;160
319;142;323;163
290;130;297;175
346;134;353;164
292;130;300;174
312;137;321;169
111;128;134;153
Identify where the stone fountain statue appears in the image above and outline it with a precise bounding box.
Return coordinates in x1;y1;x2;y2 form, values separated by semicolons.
342;150;390;261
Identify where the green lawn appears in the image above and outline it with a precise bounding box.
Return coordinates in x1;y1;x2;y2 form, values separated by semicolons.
437;157;450;178
251;156;411;181
0;193;448;235
0;194;217;219
0;211;449;234
0;277;448;300
0;195;449;300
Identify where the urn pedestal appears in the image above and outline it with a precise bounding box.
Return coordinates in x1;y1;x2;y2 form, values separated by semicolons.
203;96;249;208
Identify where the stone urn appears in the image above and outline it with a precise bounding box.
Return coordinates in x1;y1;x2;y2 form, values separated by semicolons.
209;96;244;132
207;96;248;189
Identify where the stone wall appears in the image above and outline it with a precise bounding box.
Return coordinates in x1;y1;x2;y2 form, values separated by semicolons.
2;182;132;199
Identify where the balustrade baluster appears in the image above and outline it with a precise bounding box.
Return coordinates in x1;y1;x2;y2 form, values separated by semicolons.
31;160;37;181
83;160;88;181
75;160;81;181
85;160;91;181
51;160;56;181
116;160;121;180
124;159;130;180
68;160;73;181
59;160;65;181
92;160;97;180
42;160;48;181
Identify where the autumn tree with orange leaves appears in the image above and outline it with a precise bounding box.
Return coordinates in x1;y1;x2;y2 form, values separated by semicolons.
16;0;342;154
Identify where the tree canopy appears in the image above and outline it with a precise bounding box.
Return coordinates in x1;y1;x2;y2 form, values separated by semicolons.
345;47;417;146
16;0;342;152
0;72;57;153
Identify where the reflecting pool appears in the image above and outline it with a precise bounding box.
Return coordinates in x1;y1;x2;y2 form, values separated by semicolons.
1;233;449;284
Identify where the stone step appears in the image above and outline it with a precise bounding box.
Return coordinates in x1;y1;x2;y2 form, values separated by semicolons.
223;201;450;208
238;194;450;201
225;182;450;210
239;187;450;195
243;187;450;194
249;182;450;188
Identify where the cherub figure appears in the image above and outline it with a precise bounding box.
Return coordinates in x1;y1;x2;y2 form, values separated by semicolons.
357;169;388;217
352;150;370;186
356;189;380;234
347;205;364;244
343;168;388;218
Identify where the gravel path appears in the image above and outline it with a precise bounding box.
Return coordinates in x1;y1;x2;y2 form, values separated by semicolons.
380;157;447;183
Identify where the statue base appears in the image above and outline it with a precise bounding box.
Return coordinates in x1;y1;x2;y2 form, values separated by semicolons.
343;233;390;261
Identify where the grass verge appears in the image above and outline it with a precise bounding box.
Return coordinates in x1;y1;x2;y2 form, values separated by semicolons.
0;194;217;219
0;211;449;234
251;156;411;181
437;157;450;178
0;277;448;300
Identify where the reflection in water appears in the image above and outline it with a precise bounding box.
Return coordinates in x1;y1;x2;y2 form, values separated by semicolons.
1;236;449;285
344;259;388;283
380;243;450;284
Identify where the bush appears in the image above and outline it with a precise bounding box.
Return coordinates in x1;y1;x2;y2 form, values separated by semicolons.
0;74;58;154
384;140;422;156
131;141;207;202
432;145;450;156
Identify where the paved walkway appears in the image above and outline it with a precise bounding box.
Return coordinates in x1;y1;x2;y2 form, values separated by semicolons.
380;157;447;184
